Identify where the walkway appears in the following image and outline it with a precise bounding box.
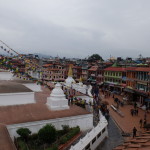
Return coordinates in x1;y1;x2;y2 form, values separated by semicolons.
96;117;124;150
102;93;150;134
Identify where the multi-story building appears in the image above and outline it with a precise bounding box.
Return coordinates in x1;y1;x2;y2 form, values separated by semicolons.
104;67;126;93
88;66;99;84
126;67;136;89
134;67;150;105
124;67;150;105
42;63;65;82
96;64;105;86
124;67;138;101
81;65;88;82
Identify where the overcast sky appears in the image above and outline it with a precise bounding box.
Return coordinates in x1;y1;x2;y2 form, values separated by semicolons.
0;0;150;59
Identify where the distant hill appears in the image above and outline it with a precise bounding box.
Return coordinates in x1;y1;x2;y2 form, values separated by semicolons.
33;53;54;59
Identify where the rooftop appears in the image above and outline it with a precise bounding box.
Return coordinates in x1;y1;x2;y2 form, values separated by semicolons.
105;67;150;72
0;104;90;125
114;131;150;150
104;67;126;72
88;66;98;71
0;81;32;93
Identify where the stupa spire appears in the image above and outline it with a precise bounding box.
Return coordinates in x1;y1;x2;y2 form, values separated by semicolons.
68;65;73;77
79;76;82;82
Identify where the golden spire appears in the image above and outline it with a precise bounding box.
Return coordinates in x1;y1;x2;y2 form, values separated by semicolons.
79;76;82;82
68;65;73;77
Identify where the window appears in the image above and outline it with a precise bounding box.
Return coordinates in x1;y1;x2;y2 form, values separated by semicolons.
92;137;96;144
97;132;101;138
102;128;106;133
85;143;90;150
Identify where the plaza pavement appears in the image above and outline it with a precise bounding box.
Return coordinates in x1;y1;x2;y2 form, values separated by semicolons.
102;93;150;135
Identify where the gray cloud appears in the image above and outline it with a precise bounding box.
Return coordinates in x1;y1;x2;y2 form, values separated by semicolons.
0;0;150;59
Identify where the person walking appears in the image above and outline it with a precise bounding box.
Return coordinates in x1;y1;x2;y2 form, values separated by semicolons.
134;102;137;109
112;94;114;98
133;127;137;138
136;109;139;116
131;109;134;116
144;112;147;120
139;119;143;128
143;119;147;129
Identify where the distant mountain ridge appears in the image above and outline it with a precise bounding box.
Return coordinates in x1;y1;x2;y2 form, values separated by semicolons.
33;53;53;59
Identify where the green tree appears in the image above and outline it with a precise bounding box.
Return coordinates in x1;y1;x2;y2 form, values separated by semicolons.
88;54;103;62
17;128;31;141
62;125;70;134
38;124;56;144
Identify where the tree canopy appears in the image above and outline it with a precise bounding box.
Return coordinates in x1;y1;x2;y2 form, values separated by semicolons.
88;54;103;62
17;128;31;141
38;124;56;144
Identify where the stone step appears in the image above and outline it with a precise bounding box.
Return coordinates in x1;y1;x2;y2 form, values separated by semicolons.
128;144;141;148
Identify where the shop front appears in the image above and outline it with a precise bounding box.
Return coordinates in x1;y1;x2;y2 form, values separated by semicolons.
123;88;135;101
134;90;148;105
145;98;150;108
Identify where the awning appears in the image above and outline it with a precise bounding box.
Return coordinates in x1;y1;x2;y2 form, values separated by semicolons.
97;82;103;85
121;84;126;87
91;74;96;76
123;88;135;93
145;98;150;102
135;90;148;97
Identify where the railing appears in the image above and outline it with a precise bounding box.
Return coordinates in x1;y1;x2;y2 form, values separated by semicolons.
69;111;108;150
104;75;122;79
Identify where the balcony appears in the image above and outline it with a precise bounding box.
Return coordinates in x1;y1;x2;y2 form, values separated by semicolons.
105;81;120;85
134;89;148;97
91;74;96;77
104;75;122;79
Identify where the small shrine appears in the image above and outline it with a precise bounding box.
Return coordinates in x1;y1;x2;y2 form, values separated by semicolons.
46;83;69;111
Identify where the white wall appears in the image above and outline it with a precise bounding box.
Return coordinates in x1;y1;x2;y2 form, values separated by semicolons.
0;71;13;80
7;114;93;141
23;83;42;92
28;71;41;79
0;92;35;106
70;112;108;150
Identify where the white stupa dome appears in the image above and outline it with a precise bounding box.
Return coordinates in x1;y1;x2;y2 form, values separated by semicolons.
79;81;83;86
51;83;65;97
65;76;75;87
